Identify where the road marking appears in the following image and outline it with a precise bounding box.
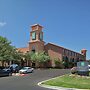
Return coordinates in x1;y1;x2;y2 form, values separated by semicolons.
12;73;28;76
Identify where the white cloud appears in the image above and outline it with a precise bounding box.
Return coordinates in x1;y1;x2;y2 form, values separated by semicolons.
0;22;6;27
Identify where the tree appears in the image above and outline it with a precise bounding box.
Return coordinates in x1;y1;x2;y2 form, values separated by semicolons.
24;52;34;66
24;51;50;68
62;56;69;68
36;52;50;63
34;52;50;68
12;51;24;65
0;36;19;66
54;58;64;68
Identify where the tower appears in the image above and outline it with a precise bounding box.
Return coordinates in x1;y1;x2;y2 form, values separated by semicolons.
81;49;87;60
29;24;45;53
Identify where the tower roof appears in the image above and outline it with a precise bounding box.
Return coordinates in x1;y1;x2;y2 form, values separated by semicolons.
31;24;43;31
31;24;43;28
81;49;87;51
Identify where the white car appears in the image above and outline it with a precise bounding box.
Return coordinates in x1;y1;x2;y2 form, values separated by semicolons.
19;67;34;74
88;65;90;71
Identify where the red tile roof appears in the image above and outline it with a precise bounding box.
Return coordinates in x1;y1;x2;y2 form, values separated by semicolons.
17;47;29;53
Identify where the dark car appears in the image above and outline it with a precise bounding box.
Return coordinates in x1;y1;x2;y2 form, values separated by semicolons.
0;69;12;77
9;64;21;73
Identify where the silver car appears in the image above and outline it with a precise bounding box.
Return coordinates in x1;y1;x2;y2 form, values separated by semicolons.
88;65;90;71
19;67;34;74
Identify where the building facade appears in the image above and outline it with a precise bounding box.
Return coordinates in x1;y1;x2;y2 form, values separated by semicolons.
18;24;87;67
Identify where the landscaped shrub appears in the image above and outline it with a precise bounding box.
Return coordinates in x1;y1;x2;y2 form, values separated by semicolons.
54;58;64;69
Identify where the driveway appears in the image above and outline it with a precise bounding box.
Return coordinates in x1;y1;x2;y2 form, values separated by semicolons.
0;69;70;90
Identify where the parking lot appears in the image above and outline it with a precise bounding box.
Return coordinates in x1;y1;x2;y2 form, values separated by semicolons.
0;69;70;90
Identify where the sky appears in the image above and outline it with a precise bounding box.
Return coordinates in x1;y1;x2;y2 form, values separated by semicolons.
0;0;90;59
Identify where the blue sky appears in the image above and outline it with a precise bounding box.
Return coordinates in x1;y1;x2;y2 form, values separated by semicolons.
0;0;90;59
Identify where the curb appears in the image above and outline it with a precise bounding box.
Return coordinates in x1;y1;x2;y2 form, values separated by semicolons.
37;75;88;90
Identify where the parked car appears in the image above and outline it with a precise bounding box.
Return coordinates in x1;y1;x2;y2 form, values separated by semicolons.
0;69;12;77
3;67;11;72
9;64;20;73
71;63;90;76
19;67;34;74
88;65;90;71
77;61;89;76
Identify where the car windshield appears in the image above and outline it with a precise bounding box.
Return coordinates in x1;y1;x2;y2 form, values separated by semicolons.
10;64;18;68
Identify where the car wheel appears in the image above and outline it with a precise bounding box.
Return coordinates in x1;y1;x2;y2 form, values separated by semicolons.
24;71;27;74
31;70;33;73
9;73;12;76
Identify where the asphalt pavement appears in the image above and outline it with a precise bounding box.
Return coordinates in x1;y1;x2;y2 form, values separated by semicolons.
0;69;70;90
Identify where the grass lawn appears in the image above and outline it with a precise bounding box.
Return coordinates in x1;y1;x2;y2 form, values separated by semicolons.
42;74;90;89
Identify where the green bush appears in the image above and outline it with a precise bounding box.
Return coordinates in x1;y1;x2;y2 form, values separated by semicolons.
54;58;64;69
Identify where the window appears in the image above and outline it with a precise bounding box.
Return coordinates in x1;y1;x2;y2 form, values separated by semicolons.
67;51;70;56
32;46;35;53
75;53;76;57
39;32;43;41
70;51;72;56
32;32;36;40
73;52;75;56
63;49;66;55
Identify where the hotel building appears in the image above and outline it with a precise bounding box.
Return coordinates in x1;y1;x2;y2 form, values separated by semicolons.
18;24;87;67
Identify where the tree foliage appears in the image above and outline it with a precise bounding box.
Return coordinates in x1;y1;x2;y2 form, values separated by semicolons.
62;56;69;68
35;52;50;63
54;58;64;68
24;51;50;63
0;36;20;62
